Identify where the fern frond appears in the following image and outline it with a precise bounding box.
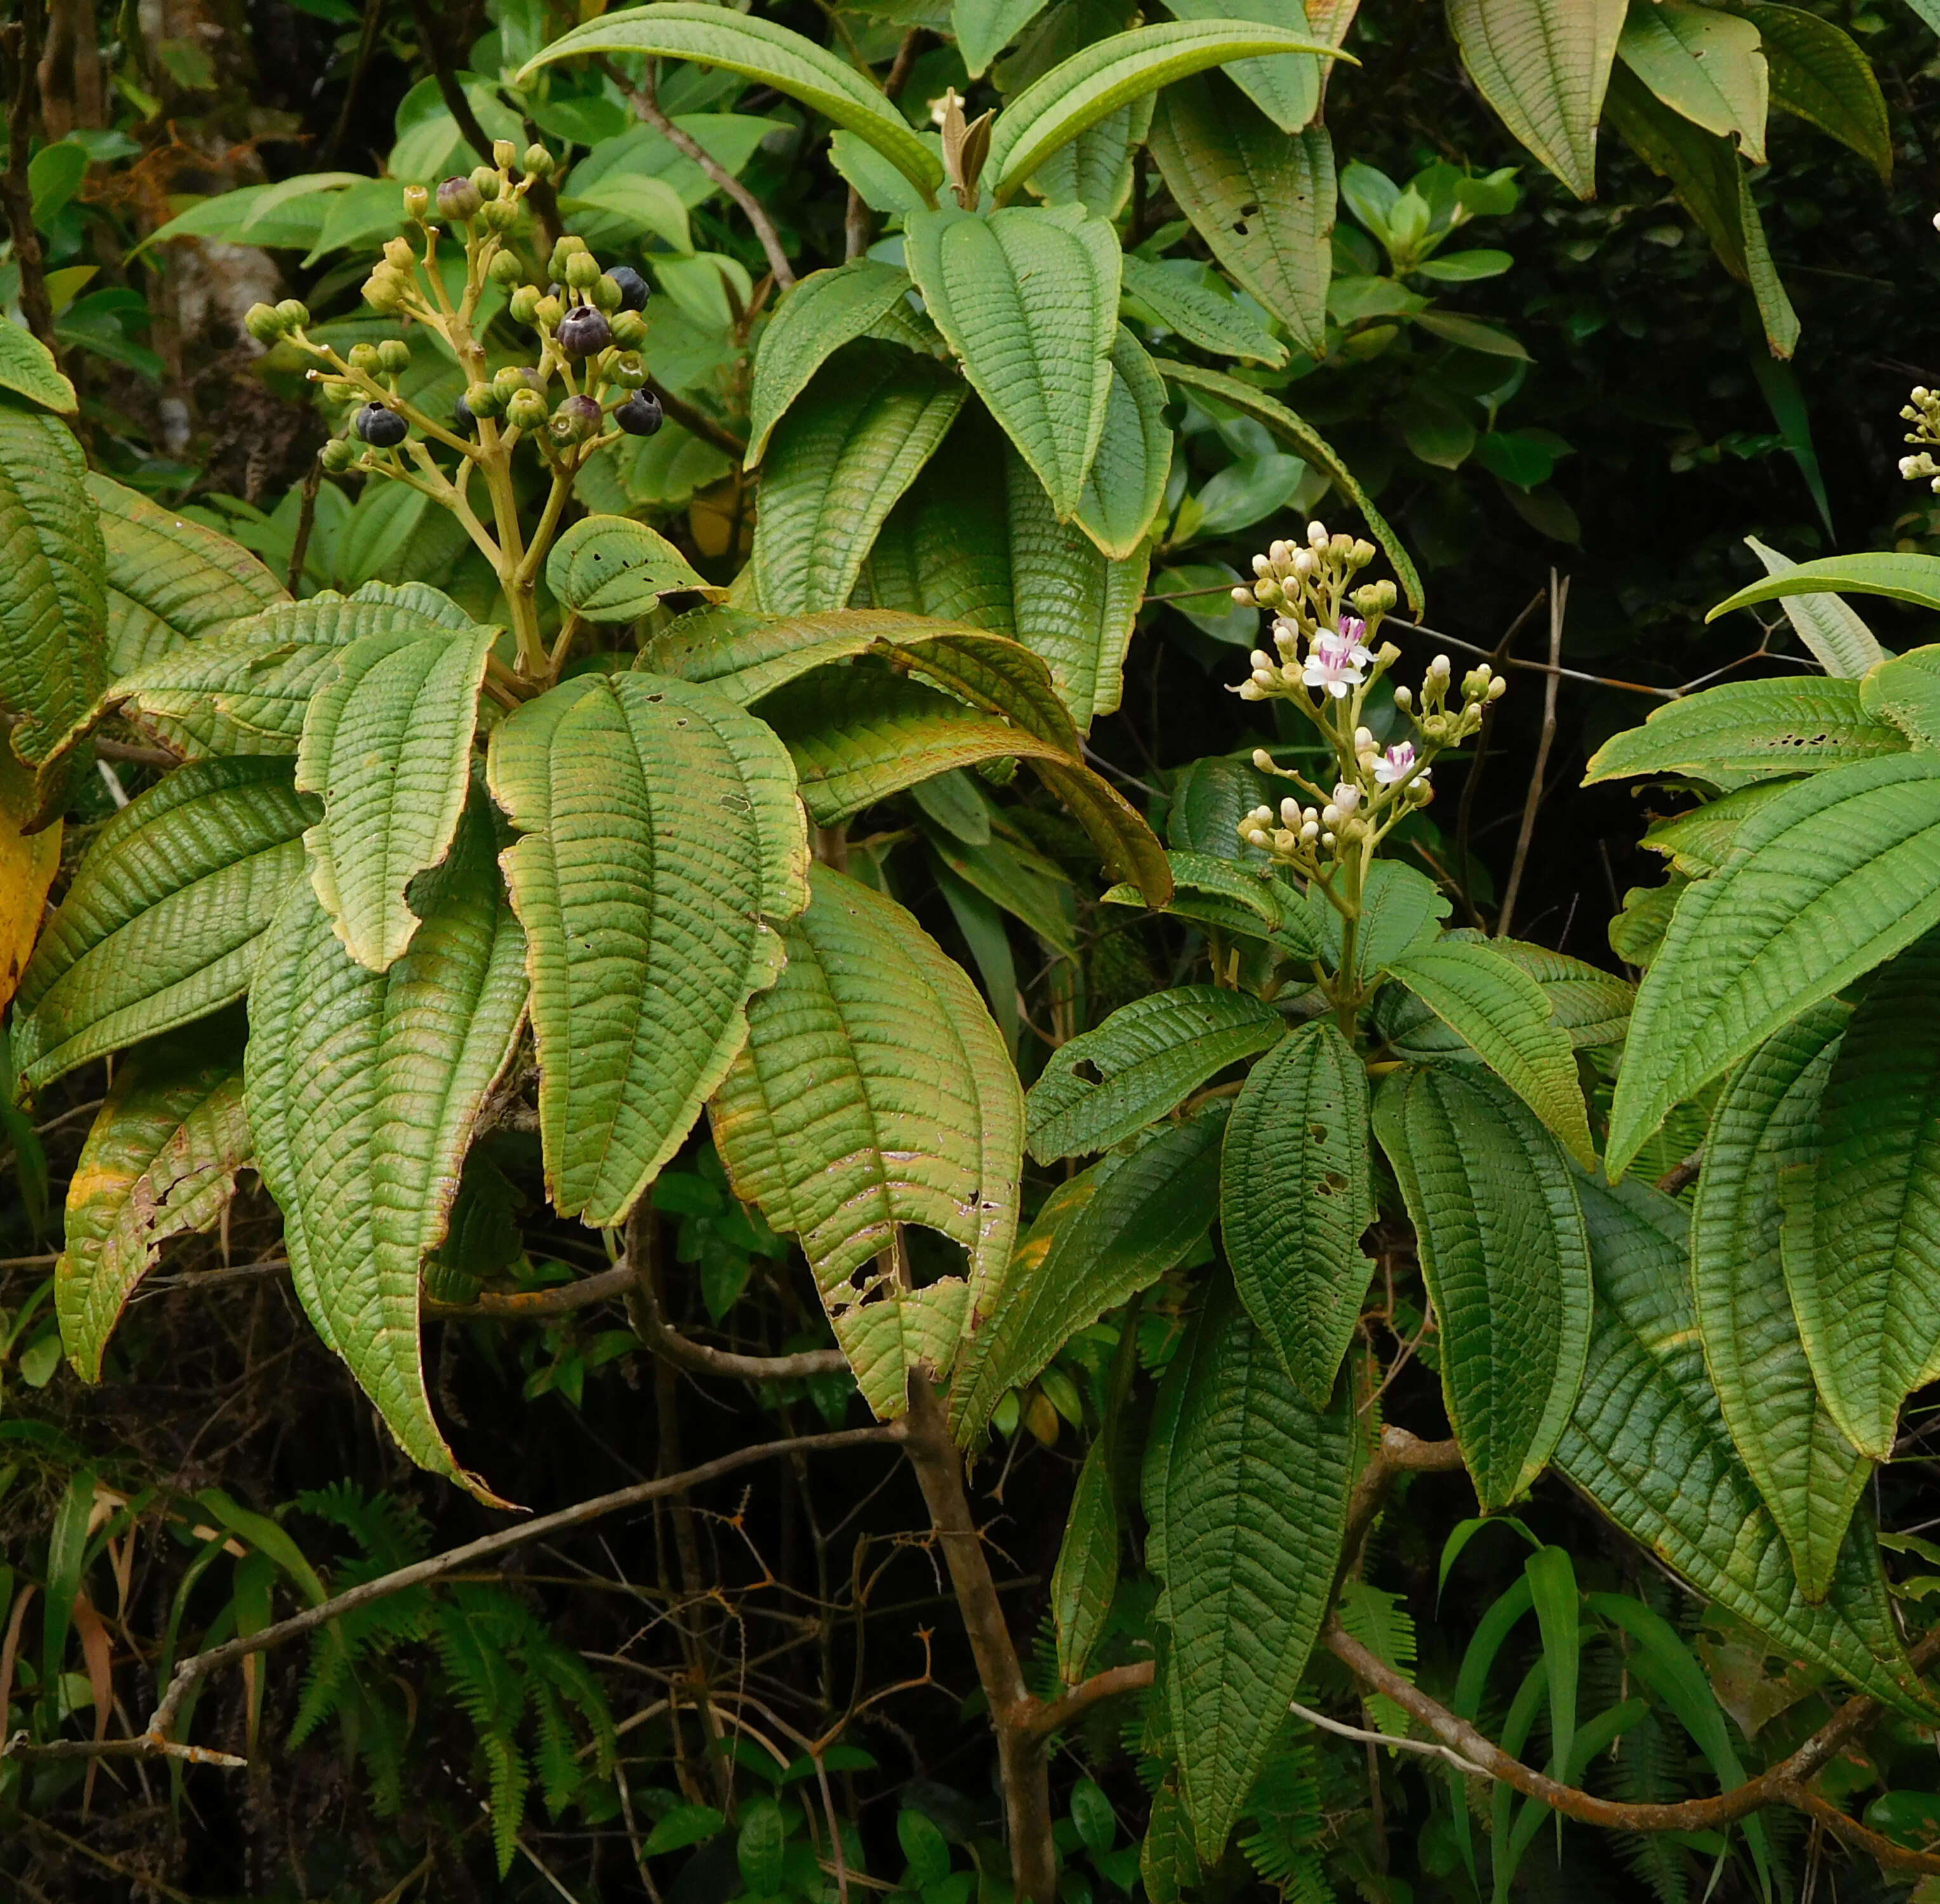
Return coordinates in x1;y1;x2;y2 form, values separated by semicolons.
530;1677;582;1820
1239;1731;1326;1887
1334;1579;1416;1742
482;1727;530;1875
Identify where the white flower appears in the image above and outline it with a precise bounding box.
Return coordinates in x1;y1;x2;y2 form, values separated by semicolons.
1331;782;1361;817
1301;617;1373;699
1374;742;1424;788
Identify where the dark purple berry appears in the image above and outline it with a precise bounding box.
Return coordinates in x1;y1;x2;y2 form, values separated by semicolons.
455;393;477;433
556;305;611;359
551;393;604;444
609;265;651;312
355;402;408;447
615;390;663;437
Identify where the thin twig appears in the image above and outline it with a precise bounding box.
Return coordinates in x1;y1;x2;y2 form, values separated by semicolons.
286;453;323;595
1286;1697;1489;1776
1496;572;1566;940
1656;1147;1705;1198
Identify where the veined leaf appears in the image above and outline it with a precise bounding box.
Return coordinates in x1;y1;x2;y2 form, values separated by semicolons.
246;799;525;1500
1693;1003;1868;1599
1445;0;1625;200
0;397;105;769
1311;858;1449;983
1374;1066;1591;1509
1166;753;1281;863
1797;930;1940;1460
1221;1020;1371;1406
1373;934;1632;1061
745;261;924;465
15;757;314;1090
1709;550;1940;624
710;867;1023;1418
1151;359;1423;613
1618;0;1767;161
1149;79;1333;357
488;671;809;1227
1101;848;1321;960
1861;646;1940;751
1076;328;1171;562
1640;779;1802;876
1025;95;1153;219
1558;1170;1936;1717
955;0;1053;77
1164;0;1319;131
519;4;945;197
1739;536;1884;680
1382;937;1595;1164
1606;756;1940;1180
58;1034;250;1382
950;1109;1226;1441
545;515;718;619
903;204;1120;521
1053;1438;1120;1683
1026;986;1283;1161
985;17;1342;199
295;619;497;972
1583;676;1905;784
1119;255;1287;367
0;316;77;414
1733;2;1889;178
751;345;966;614
1154;1272;1352;1859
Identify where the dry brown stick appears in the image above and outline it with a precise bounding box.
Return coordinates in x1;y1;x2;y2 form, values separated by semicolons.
0;0;58;354
1495;569;1567;940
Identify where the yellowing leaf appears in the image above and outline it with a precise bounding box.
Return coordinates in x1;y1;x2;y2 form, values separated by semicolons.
0;742;58;1012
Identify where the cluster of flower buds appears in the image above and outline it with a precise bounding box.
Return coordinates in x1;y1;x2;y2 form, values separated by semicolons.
1900;384;1940;492
1231;521;1399;631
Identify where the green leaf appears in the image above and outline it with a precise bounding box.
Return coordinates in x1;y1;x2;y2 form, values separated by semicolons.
557;175;693;253
1557;1170;1936;1717
1796;930;1940;1461
745;261;925;465
738;1798;787;1895
1640;779;1802;876
1606;757;1940;1179
0;317;77;414
519;4;945;198
1709;550;1940;623
1153;1272;1352;1860
955;0;1053;77
710;867;1023;1418
1221;1020;1371;1407
1166;753;1280;862
1738;535;1884;680
1693;1003;1869;1599
1150;359;1424;614
14;758;314;1090
1618;0;1767;161
985;17;1342;199
1382;937;1595;1164
1861;645;1940;750
949;1109;1226;1440
57;1036;250;1382
247;798;526;1500
1027;986;1283;1161
1102;848;1321;960
644;1804;726;1856
1446;0;1625;199
545;514;719;621
752;345;966;614
295;620;497;972
1164;0;1319;131
903;204;1120;521
1733;1;1889;178
1583;676;1906;784
1053;1436;1120;1683
0;398;106;769
1378;935;1631;1061
1025;94;1153;219
1311;858;1449;983
1374;1066;1592;1509
1119;255;1287;367
1524;1545;1579;1801
487;671;809;1227
1076;328;1171;562
1150;79;1332;357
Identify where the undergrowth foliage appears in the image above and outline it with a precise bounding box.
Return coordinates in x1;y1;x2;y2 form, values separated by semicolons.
8;1;1940;1900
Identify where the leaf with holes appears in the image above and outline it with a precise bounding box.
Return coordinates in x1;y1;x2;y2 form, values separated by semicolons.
247;798;526;1500
545;515;719;621
488;671;809;1227
710;866;1021;1418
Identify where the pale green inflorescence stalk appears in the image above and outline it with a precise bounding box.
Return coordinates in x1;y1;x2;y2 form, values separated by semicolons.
1227;517;1506;1019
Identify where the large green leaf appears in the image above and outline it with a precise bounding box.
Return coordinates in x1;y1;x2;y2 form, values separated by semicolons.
1558;1170;1936;1717
1445;0;1625;199
88;472;287;677
1371;934;1633;1060
710;867;1023;1419
246;798;526;1500
1374;1066;1591;1509
1738;534;1884;680
1119;255;1287;367
487;671;809;1226
57;1035;250;1383
1310;859;1449;983
1025;95;1153;219
1053;1438;1120;1684
1149;78;1333;357
14;757;315;1090
1861;646;1940;751
0;399;105;768
1639;779;1800;877
1795;931;1940;1460
545;515;718;619
751;345;966;615
1101;848;1320;961
949;1109;1226;1440
295;619;496;972
519;3;945;197
1165;752;1280;863
1027;986;1284;1161
984;17;1341;199
955;0;1053;77
1734;1;1889;178
1606;756;1940;1179
1162;0;1319;131
1075;328;1170;562
745;261;927;465
1618;0;1767;160
1150;359;1424;614
1382;937;1595;1164
1583;677;1905;785
1708;550;1940;623
1692;1003;1868;1600
904;204;1120;522
1221;1020;1371;1407
0;316;77;414
1153;1272;1352;1859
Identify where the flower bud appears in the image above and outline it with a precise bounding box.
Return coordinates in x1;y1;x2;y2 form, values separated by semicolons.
1237;681;1265;701
493;364;540;403
548;236;585;281
1392;685;1412;709
1332;783;1360;816
1321;803;1340;827
592;272;624;313
1376;642;1400;669
1353;727;1374;750
1230;585;1252;607
1430;654;1451;677
487;251;524;289
1321;831;1336;849
437;175;484;221
1300;820;1320;843
523;142;555;178
1306;520;1329;550
535;293;564;328
470;166;501;201
243;301;284;343
1487;675;1507;700
378;338;411;373
509;284;541;325
505;387;549;432
402;184;429;221
1330;533;1354;559
493;138;518;169
1252;553;1272;576
1251;649;1273;673
1293;548;1316;576
565;251;601;291
320;437;357;472
362;270;406;312
1269;539;1292;565
274;297;310;332
1351;538;1375;567
383;236;416;270
1251;749;1273;772
609;310;649;351
347;341;382;373
481;197;520;232
1280;798;1302;828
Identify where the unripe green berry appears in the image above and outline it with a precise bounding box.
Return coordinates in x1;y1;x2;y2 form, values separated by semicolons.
547;235;585;281
493;138;518;169
608;350;648;389
508;285;541;325
243;301;283;343
274;298;310;331
470;166;500;201
383;235;416;270
463;380;502;419
493;363;539;403
591;272;623;313
534;294;563;328
611;309;648;349
378;338;411;373
402;184;430;221
486;249;524;289
483;199;521;233
321;437;357;472
362;270;406;312
522;143;555;178
347;342;382;373
505;387;549;432
564;251;601;291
